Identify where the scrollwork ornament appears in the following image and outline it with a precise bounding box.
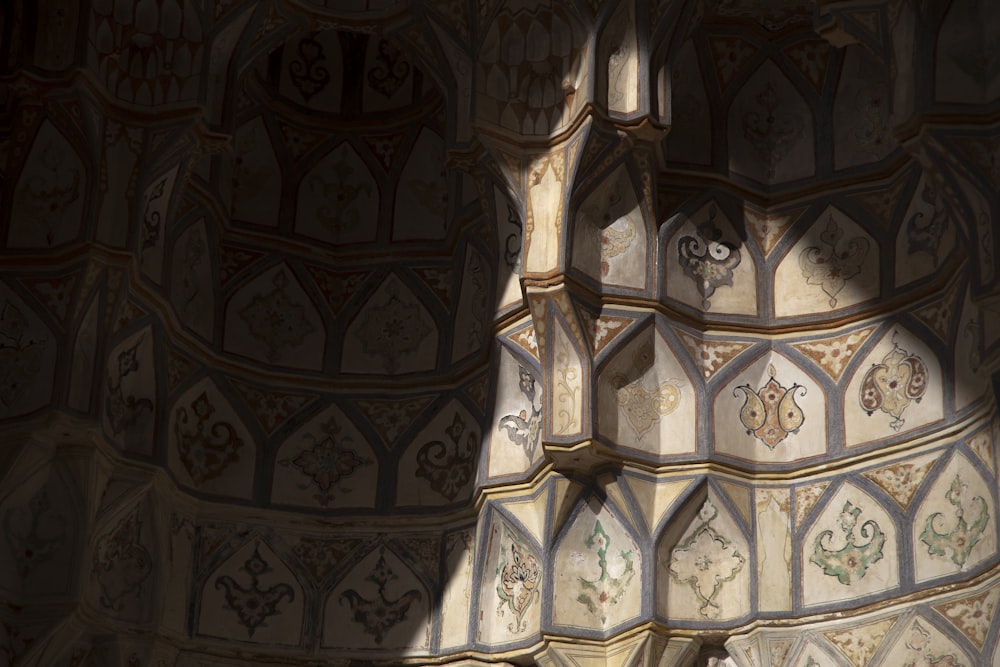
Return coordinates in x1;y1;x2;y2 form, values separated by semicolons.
677;205;742;309
288;36;330;102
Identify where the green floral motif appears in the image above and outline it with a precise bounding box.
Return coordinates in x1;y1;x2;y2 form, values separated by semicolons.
495;526;540;634
920;475;989;567
810;501;885;585
666;500;745;619
576;520;635;623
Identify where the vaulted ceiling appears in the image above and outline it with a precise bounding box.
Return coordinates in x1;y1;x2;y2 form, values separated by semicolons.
0;0;998;665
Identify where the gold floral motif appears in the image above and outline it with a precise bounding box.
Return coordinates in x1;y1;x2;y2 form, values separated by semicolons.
600;220;636;277
614;374;681;440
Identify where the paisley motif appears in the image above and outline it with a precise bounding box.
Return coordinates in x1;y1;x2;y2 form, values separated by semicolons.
859;338;928;431
734;365;805;448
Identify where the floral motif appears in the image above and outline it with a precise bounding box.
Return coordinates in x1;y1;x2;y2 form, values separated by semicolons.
852;85;889;157
792;327;874;382
666;500;745;619
934;588;1000;650
0;301;45;407
862;460;936;510
920;475;989;567
742;82;804;179
293;536;362;583
503;203;523;273
677;206;742;309
105;337;153;435
614;372;681;440
341;550;422;644
92;509;153;610
600;220;636;277
901;620;965;667
798;215;870;308
575;521;636;623
416;412;477;500
281;417;371;506
140;173;169;259
810;501;885;585
859;338;928;431
238;271;315;361
354;281;432;373
366;39;411;98
907;185;950;267
734;364;805;448
307;154;374;237
13;140;80;246
288;37;330;101
498;365;543;462
495;527;540;634
174;392;245;485
2;487;66;577
215;546;295;637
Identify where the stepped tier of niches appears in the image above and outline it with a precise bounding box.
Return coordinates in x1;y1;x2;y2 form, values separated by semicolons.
10;406;994;657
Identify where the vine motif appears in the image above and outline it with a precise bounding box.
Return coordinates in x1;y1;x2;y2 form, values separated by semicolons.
666;500;746;619
415;412;477;500
920;475;989;567
0;301;45;407
366;39;411;98
859;336;928;431
2;487;66;577
280;417;371;507
554;336;581;434
798;214;870;308
174;392;245;485
105;337;153;435
906;184;950;267
177;226;206;324
215;546;295;637
92;509;153;610
498;365;543;462
575;520;636;623
341;550;422;644
903;620;965;667
504;203;523;273
495;526;540;634
677;205;742;309
810;501;885;585
733;364;805;448
288;36;331;102
140;176;168;259
965;318;982;370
